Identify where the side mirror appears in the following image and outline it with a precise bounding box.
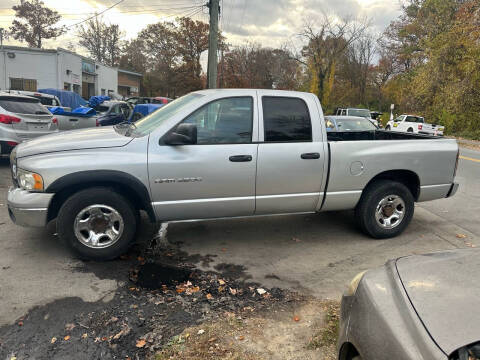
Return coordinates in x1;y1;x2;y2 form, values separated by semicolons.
164;123;197;145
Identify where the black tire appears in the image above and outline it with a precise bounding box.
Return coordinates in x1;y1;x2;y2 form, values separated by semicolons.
385;125;391;131
355;180;414;239
407;128;414;132
57;187;138;261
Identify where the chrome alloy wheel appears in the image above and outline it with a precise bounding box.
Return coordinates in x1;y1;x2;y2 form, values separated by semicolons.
74;205;124;249
375;195;405;229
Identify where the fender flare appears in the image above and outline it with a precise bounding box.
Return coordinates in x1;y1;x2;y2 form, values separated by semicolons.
46;170;156;222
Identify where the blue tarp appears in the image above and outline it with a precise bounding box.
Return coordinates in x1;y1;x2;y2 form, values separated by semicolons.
39;89;87;109
129;103;162;122
133;103;162;116
88;96;110;108
72;107;96;115
47;106;97;118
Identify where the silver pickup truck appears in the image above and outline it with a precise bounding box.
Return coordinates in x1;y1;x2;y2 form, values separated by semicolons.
7;89;459;260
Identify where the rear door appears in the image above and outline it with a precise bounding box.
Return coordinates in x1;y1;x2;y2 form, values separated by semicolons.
255;92;326;214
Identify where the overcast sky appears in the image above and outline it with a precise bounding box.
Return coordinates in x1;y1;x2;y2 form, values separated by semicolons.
0;0;402;55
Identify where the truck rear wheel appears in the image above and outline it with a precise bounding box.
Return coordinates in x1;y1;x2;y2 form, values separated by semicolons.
355;180;414;239
57;187;138;261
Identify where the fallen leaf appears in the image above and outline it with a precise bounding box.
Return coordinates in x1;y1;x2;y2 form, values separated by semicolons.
218;279;226;285
197;329;205;335
176;288;185;294
81;333;88;339
113;323;131;340
51;337;57;344
238;335;245;341
186;281;192;287
208;337;217;343
456;233;467;239
130;304;138;309
256;288;266;295
137;256;145;262
206;293;213;300
101;336;108;341
229;287;237;295
218;286;225;292
64;335;70;341
293;316;300;322
94;337;101;342
65;323;75;331
18;321;23;326
136;339;146;348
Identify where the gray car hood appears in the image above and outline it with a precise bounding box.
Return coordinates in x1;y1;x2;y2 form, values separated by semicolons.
396;249;480;355
16;127;133;158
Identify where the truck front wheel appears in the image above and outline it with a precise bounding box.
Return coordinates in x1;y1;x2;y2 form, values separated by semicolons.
355;180;414;239
57;187;138;261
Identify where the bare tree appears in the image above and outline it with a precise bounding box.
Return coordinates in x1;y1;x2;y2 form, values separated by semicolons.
78;17;124;66
298;15;370;107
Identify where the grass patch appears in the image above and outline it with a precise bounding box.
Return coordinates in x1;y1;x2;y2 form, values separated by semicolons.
306;300;340;350
154;315;258;360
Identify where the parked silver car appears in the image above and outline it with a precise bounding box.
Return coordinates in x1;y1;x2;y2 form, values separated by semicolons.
7;89;459;260
338;248;480;360
0;92;58;154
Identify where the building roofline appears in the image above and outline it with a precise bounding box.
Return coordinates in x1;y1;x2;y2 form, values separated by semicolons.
0;45;57;54
118;68;143;77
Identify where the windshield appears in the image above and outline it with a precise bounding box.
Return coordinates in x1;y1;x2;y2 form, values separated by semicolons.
335;118;377;131
348;109;371;118
129;93;204;136
394;115;404;122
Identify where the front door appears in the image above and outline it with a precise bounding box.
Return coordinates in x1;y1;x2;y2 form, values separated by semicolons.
255;93;326;214
148;95;258;221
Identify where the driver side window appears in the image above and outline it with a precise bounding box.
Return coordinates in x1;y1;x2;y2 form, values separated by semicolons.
180;97;253;144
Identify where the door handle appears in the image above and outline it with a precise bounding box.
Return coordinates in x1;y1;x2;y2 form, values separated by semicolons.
229;155;252;162
301;152;320;159
69;118;78;121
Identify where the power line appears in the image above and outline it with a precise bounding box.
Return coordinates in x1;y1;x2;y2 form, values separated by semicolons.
64;0;125;30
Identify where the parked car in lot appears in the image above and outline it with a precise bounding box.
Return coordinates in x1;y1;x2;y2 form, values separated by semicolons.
7;89;459;260
335;107;379;127
95;101;132;126
3;90;63;108
338;248;480;360
386;115;445;136
325;116;377;132
0;92;58;154
126;96;172;107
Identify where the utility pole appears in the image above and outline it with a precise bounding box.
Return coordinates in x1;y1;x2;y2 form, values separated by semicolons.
206;0;220;89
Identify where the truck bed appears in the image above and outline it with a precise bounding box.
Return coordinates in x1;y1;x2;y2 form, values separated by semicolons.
327;130;439;142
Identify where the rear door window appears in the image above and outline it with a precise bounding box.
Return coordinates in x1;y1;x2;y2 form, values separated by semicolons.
0;97;49;115
262;97;312;142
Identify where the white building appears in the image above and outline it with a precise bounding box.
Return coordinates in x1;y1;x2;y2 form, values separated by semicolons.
0;45;136;99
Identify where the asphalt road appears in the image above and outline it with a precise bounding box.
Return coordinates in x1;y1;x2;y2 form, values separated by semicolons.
0;146;479;326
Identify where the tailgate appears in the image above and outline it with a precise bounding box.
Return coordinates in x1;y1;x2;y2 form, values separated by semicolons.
57;114;97;130
12;113;53;132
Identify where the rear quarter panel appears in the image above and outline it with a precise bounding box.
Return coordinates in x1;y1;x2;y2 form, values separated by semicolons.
322;138;458;211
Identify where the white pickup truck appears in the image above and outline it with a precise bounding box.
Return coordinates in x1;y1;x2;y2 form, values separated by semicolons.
386;115;445;136
7;89;459;260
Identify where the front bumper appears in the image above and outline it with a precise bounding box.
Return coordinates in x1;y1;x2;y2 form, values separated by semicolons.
7;187;54;227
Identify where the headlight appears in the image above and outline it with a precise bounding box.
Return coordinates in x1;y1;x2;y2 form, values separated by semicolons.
17;169;44;191
345;270;367;296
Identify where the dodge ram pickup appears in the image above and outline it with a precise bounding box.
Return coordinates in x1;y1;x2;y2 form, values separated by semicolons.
7;89;460;260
